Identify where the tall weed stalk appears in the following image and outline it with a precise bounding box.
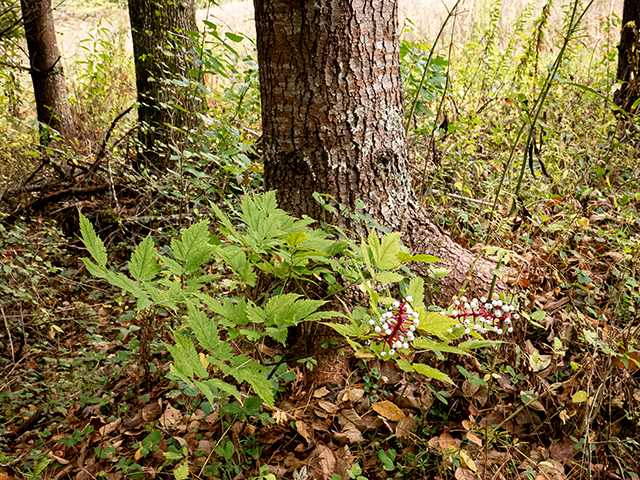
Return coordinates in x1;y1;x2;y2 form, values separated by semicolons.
487;0;595;233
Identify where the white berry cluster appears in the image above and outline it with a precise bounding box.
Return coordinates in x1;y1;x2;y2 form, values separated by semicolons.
367;296;420;357
447;296;518;336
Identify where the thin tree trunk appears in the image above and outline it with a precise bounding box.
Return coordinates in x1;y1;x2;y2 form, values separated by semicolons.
128;0;200;170
21;0;76;143
254;0;500;303
614;0;640;112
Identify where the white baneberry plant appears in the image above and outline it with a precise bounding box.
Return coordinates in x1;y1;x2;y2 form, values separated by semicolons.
367;296;420;357
447;296;519;337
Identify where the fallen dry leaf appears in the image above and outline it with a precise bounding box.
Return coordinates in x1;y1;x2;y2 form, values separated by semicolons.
340;388;365;404
459;450;477;472
332;426;363;444
338;408;366;431
142;399;162;422
160;404;182;428
454;467;476;480
98;418;121;436
295;420;315;445
310;445;336;480
372;400;405;422
313;387;330;398
317;400;338;414
549;437;578;463
439;428;460;451
464;432;483;447
395;415;415;441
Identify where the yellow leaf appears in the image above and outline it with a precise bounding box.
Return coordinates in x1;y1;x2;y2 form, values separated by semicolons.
572;390;588;403
459;450;477;472
372;400;406;422
199;352;209;370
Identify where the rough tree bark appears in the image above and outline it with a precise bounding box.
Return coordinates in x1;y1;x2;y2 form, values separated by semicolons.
128;0;200;169
614;0;640;112
253;0;499;303
21;0;76;143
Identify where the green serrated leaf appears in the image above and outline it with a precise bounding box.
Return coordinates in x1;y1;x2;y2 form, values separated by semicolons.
417;311;457;338
413;363;453;384
195;378;240;403
323;321;366;338
215;246;256;286
171;221;214;274
408;253;441;263
285;231;308;247
376;271;405;284
412;337;471;356
264;294;328;328
407;277;425;308
226;358;274;408
395;358;414;373
174;461;190;480
82;258;108;279
129;235;160;282
457;339;502;350
188;304;220;350
369;230;401;270
104;270;148;301
79;212;107;267
166;332;209;380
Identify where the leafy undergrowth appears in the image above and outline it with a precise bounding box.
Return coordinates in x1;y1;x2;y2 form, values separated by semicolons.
2;184;640;480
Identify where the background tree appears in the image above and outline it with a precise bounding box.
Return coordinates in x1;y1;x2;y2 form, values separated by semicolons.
128;0;200;170
253;0;498;303
614;0;640;112
20;0;76;143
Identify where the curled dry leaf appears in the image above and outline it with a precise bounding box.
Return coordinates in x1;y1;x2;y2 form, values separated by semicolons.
295;420;315;445
459;450;477;472
98;417;121;436
142;400;162;422
464;432;483;447
340;388;365;404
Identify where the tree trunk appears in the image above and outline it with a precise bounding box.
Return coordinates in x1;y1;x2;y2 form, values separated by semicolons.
254;0;499;303
128;0;200;170
21;0;76;143
614;0;640;112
